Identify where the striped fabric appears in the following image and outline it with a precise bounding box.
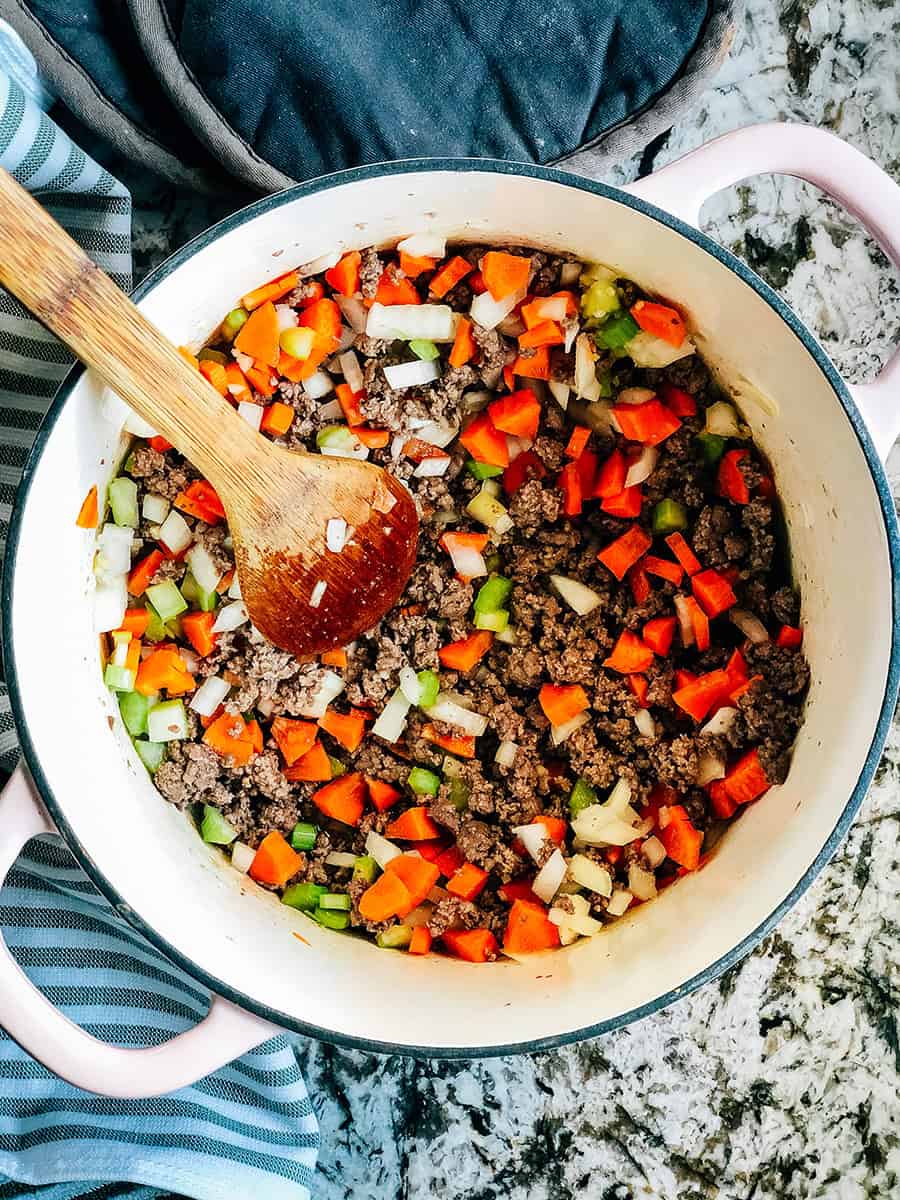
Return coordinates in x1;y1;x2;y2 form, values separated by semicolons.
0;26;319;1200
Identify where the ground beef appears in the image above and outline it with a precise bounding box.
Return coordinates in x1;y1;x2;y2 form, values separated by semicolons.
128;446;197;501
428;897;481;937
509;479;562;533
359;247;383;298
472;325;514;375
155;741;229;808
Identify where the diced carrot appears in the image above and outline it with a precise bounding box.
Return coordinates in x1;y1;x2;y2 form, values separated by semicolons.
116;608;150;638
642;616;676;656
299;298;342;349
665;532;702;577
594;449;627;499
149;435;174;452
531;814;567;845
76;484;99;529
443;927;499;962
558;462;583;517
776;624;803;649
675;668;697;689
503;449;546;494
459;412;509;467
718;449;751;505
175;479;226;524
729;673;762;703
260;401;295;437
565;426;591;460
320;648;348;668
518;320;564;349
724;648;748;690
659;805;703;869
601;485;643;518
374;272;421;306
245;363;277;395
438;629;493;672
324;251;361;297
283;741;333;782
366;777;403;813
385;806;442;841
708;779;738;820
757;475;776;500
692;567;737;618
335;382;365;427
683;595;710;651
429;255;472;298
311;773;367;826
398;250;437;279
439;529;490;558
182;611;217;657
489;389;541;439
408;926;433;955
127;549;164;596
630;299;687;347
319;707;368;753
498;878;540;904
203;712;256;765
597;525;652;581
538;683;589;726
481;251;531;301
628;564;651;604
409;839;449;862
223;362;253;405
246;720;264;755
434;844;465;878
249;831;303;887
133;647;189;696
723;747;771;805
403;436;446;461
234;300;280;366
359;872;411;923
384;853;441;912
199;358;229;396
520;291;577;327
660;383;697;416
297;281;325;308
612;399;682;446
241;271;299;312
446;862;490;901
422;723;476;758
355;427;390;448
295;339;333;381
603;630;655;674
502;363;516;391
643;554;684;586
449;316;477;368
628;673;649;706
512;346;549;380
124;638;141;676
503;899;560;953
672;669;731;722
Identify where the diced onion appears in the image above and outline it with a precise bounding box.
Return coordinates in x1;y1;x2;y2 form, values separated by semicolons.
304;370;334;399
325;851;359;868
617;386;656;405
233;350;254;373
574;333;602;401
730;608;769;644
335;325;356;352
326;517;347;552
495;740;518;767
461;389;493;414
397;232;446;258
158;510;193;555
624;445;658;488
564;319;579;354
317;399;344;422
532;849;568;904
366;830;403;868
534;296;568;322
401;903;434;929
442;538;487;580
548;379;570;411
275;304;298;331
238;401;264;431
549;574;601;616
560;262;582;284
190;675;231;717
634;709;656;738
696;751;726;785
299;670;346;719
338;349;364;394
186;543;222;594
398;666;423;705
628;863;657;901
550;710;589;745
299;249;341;275
568;853;613;896
705;400;740;438
383;360;441;390
466;487;512;532
228;573;242;600
337;295;367;333
309;580;327;607
212;600;249;633
142;494;170;523
414;455;451;477
122;408;158;439
95;523;134;577
606;890;633;917
512;823;548;865
470;284;527;331
642;835;667;869
626;331;696;368
423;696;488;736
701;706;737;736
94;575;127;632
414;420;458;448
231;842;256;874
366;302;454;341
674;594;695;648
371;687;411;741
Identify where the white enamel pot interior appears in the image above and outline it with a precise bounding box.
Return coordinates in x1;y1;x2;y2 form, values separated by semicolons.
3;124;900;1092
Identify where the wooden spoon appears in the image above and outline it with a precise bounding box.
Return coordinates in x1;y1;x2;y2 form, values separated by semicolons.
0;168;419;658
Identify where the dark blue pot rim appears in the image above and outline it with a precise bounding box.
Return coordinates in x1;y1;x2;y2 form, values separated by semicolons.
4;158;899;1060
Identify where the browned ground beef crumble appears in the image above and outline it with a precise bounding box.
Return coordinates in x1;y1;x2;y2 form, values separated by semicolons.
113;242;810;954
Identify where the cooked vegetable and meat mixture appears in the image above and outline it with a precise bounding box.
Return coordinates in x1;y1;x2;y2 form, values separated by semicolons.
88;236;809;960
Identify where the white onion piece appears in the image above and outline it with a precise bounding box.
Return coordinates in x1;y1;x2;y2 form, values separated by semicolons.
335;325;356;352
397;232;446;258
560;262;582;284
513;822;549;865
443;539;487;580
705;400;740;438
325;851;358;868
414;455;451;477
337;295;368;332
186;543;222;594
401;903;434;929
628;863;657;901
696;751;726;785
231;841;256;874
337;349;364;393
427;885;452;905
568;854;613;897
634;709;656;738
423;697;487;736
730;609;769;644
673;594;695;647
617;386;656;406
317;399;344;421
606;890;633;917
701;706;737;736
625;445;659;488
398;666;423;706
233;350;254;373
550;710;589;745
461;389;494;414
495;740;518;767
438;690;475;710
142;494;170;523
95;523;134;577
383;360;441;390
299;670;345;719
304;370;334;399
366;302;454;341
275;303;298;331
548;379;570;411
563;319;579;354
94;575;127;632
470;284;527;331
414;420;459;448
228;573;242;600
366;830;403;868
550;907;601;937
549;574;601;616
325;517;347;552
238;400;264;431
299;248;341;275
574;333;602;401
572;814;643;847
122;408;158;439
642;836;667;869
212;600;249;633
189;675;231;717
158;510;193;554
532;849;568;904
605;777;634;816
371;687;411;741
178;647;200;676
626;331;695;368
534;296;568;322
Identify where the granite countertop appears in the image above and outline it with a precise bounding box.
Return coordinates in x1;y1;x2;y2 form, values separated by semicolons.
116;2;900;1195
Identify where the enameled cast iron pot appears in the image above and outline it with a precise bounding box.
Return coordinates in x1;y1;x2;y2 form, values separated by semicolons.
2;124;900;1098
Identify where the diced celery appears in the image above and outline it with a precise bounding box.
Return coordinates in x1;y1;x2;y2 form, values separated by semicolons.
594;312;640;350
597;367;613;398
353;854;377;884
466;487;512;532
474;609;509;633
165;614;184;640
651;498;688;535
581;279;620;320
484;552;503;574
221;308;248;340
328;755;346;778
145;579;187;622
108;477;139;528
416;670;440;709
448;777;470;810
408;766;440;796
181;571;217;612
466;459;504;480
290;821;318;851
409;339;440;361
319;892;352;911
316;424;368;459
144;605;168;643
696;432;726;465
147;699;189;743
122;451;136;475
198;347;229;365
119;690;150;737
313;908;350;930
104;663;135;692
474;575;513;613
200;804;237;844
282;882;326;911
496;624;517;645
134;739;165;772
569;777;598;817
376;925;413;950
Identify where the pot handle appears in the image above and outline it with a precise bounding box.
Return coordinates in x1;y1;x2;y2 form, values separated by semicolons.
626;122;900;461
0;764;278;1098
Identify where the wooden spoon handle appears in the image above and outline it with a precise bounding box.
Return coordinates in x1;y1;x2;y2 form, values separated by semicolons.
0;166;258;491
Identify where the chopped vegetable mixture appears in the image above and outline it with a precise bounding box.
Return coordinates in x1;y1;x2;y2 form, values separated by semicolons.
89;237;809;961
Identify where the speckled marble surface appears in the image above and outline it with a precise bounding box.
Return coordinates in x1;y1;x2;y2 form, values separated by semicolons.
97;2;900;1195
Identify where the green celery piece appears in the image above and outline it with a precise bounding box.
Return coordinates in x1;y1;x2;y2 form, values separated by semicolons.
595;312;640;350
181;571;219;613
318;892;352;911
328;755;346;778
147;699;188;743
466;459;504;481
409;339;439;361
122;451;136;475
144;604;168;643
119;691;150;737
696;432;727;465
198;347;229;365
376;925;412;949
448;777;470;811
313;908;350;930
104;663;135;692
483;552;503;574
290;821;318;851
408;766;440;796
282;882;326;911
474;575;513;614
165;614;184;640
134;739;165;772
415;670;440;709
200;804;237;845
651;498;688;535
145;579;187;622
221;308;248;340
474;609;509;633
596;367;613;398
353;855;377;884
108;477;139;528
580;279;620;320
569;777;599;817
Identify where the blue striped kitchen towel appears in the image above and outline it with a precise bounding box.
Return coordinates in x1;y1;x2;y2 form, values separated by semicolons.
0;22;319;1200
